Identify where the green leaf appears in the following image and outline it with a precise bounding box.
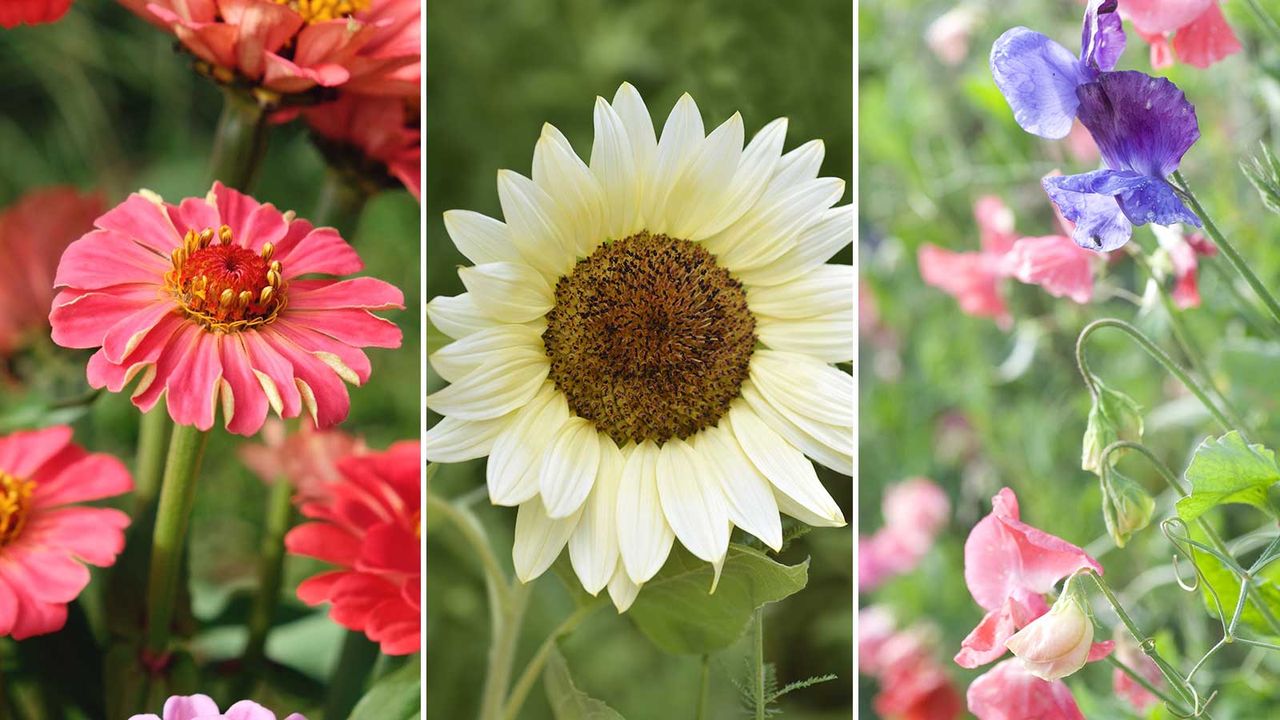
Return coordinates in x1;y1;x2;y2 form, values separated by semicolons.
1176;432;1280;521
1190;526;1280;636
628;544;808;655
348;655;421;720
543;648;626;720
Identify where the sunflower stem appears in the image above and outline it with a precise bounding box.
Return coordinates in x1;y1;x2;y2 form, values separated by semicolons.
697;655;712;720
753;608;766;720
312;168;370;237
480;580;530;720
209;89;270;190
323;630;381;720
144;422;210;657
501;601;600;720
232;475;295;698
133;407;171;514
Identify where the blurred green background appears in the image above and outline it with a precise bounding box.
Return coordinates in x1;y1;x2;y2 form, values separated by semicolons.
861;0;1280;717
0;2;420;716
426;0;852;717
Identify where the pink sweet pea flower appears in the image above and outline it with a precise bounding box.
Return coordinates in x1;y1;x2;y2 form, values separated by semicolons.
0;426;131;639
300;94;421;200
1113;634;1165;711
0;187;100;358
0;0;72;27
860;607;965;720
49;182;403;436
118;0;420;97
238;419;366;504
1123;0;1241;68
129;694;305;720
859;478;950;591
925;6;980;66
1004;577;1111;680
1000;235;1095;304
285;440;420;655
955;488;1102;668
967;659;1085;720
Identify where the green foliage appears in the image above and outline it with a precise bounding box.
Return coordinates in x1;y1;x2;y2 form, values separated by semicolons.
1081;380;1144;475
543;648;626;720
1242;143;1280;216
349;657;422;720
1100;467;1156;548
627;544;808;655
1177;432;1280;521
733;661;838;718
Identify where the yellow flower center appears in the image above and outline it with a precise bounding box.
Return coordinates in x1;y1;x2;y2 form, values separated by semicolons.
0;471;35;547
542;231;756;444
165;226;287;333
272;0;371;23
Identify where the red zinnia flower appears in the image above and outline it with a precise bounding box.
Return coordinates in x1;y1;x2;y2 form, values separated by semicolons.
284;440;419;655
0;426;132;639
118;0;421;97
301;94;421;200
0;0;73;28
0;187;101;357
49;182;403;435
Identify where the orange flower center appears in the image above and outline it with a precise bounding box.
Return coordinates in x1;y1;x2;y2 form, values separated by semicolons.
165;226;287;333
0;471;35;547
272;0;371;23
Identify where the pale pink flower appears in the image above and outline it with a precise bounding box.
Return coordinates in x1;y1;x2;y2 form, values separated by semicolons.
129;694;305;720
967;659;1085;720
0;187;101;357
859;478;949;591
118;0;421;97
301;93;421;200
49;182;403;435
925;6;980;66
238;418;366;503
1004;583;1096;680
1123;0;1241;68
0;0;72;27
1000;237;1096;305
1113;635;1165;711
0;426;132;639
918;244;1010;328
860;607;964;720
1064;120;1100;165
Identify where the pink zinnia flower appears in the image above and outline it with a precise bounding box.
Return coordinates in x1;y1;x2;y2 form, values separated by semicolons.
1123;0;1241;69
130;694;305;720
0;0;73;27
0;187;101;358
859;477;950;591
118;0;421;97
49;182;404;436
239;418;366;504
954;488;1107;669
0;426;131;639
967;659;1084;720
301;93;421;199
285;440;419;655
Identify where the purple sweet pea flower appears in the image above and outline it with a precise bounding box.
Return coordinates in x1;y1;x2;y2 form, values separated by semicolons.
1043;71;1201;251
991;0;1125;139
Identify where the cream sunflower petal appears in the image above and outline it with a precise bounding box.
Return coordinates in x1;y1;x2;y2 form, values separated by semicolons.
691;117;788;239
428;324;545;384
742;382;852;476
458;262;554;323
424;349;549;421
497;169;576;278
423;414;512;464
487;382;569;506
696;426;783;551
535;123;606;257
569;438;625;595
607;564;641;613
590;97;641;240
747;264;855;319
750;351;853;427
426;293;502;339
728;404;845;527
735;205;853;287
539;417;602;519
616;440;674;584
664;112;744;239
769;139;825;188
656;437;731;568
757;310;854;363
705;177;846;272
513;498;583;583
442;210;520;265
643;93;704;225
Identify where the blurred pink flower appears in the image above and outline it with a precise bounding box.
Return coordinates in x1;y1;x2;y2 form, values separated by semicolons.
1153;225;1217;309
967;659;1085;720
925;6;980;66
0;187;100;358
238;419;367;504
301;94;421;200
0;0;72;27
955;488;1102;668
1113;635;1165;711
1123;0;1241;68
859;478;949;591
860;607;964;720
1064;120;1100;165
0;426;132;639
1000;235;1095;304
130;694;304;720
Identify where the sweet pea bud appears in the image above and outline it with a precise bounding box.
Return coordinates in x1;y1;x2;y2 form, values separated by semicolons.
1005;575;1094;681
1101;468;1156;548
1081;380;1143;475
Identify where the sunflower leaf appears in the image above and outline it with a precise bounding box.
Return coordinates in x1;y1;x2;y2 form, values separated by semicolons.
544;647;626;719
627;544;808;655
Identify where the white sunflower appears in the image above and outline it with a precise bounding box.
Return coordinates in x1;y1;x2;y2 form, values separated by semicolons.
426;83;853;612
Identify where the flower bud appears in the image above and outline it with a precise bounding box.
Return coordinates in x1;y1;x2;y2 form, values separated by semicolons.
1005;577;1094;680
1081;380;1143;475
1101;468;1155;548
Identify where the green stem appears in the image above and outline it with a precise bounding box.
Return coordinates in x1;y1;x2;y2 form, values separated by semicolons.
501;602;600;720
322;630;381;720
753;609;766;720
696;655;711;720
1172;171;1280;329
144;423;210;656
234;476;295;697
1075;318;1239;433
134;408;171;514
480;581;530;720
312;169;371;236
426;493;510;609
209;89;270;190
1106;655;1184;709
